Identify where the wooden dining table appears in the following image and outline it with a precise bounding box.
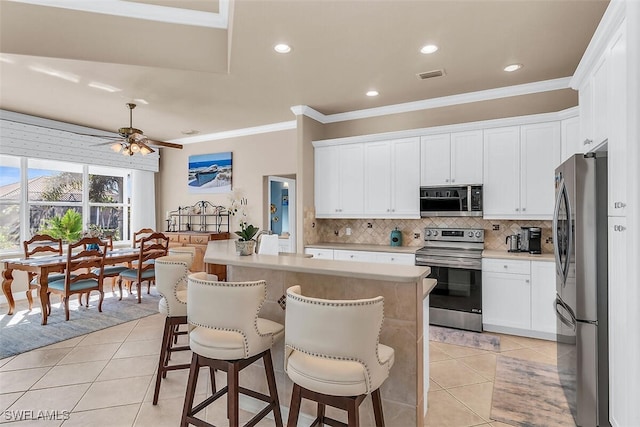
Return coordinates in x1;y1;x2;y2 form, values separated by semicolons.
2;247;141;325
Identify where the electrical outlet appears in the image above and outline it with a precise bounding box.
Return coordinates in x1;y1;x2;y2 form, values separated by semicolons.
334;230;339;236
492;224;500;231
414;233;420;239
367;223;373;228
346;227;352;236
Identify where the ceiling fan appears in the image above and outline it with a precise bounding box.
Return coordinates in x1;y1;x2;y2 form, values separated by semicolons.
96;103;183;156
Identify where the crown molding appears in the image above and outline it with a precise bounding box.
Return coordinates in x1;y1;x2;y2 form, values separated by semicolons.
170;120;297;144
570;1;626;89
293;77;572;125
7;0;230;28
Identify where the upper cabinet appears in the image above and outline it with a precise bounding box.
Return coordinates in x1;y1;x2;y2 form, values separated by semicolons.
561;116;580;164
314;143;364;218
420;130;483;186
483;122;560;220
364;137;420;218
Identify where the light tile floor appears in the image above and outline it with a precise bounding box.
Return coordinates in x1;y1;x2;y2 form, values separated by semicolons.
0;307;558;427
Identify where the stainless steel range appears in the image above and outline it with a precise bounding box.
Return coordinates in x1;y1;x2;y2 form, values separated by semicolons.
415;227;484;332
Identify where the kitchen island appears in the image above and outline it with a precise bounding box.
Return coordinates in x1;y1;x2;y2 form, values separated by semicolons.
204;240;432;426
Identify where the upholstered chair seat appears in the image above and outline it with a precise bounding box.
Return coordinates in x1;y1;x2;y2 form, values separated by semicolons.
181;272;283;427
285;285;395;427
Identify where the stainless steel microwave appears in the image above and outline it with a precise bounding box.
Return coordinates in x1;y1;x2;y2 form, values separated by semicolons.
419;185;483;217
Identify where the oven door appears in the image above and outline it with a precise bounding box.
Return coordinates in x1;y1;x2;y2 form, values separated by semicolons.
424;259;482;314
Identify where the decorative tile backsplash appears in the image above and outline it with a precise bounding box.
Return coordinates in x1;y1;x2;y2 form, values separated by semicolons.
310;217;553;254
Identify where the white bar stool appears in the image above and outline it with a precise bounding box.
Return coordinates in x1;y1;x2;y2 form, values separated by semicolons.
181;272;284;427
284;285;395;427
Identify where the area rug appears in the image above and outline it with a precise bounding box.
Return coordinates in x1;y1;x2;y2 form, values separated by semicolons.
490;355;576;427
0;291;161;359
429;325;501;351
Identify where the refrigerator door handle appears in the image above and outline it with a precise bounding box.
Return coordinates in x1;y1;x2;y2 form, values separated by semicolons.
555;295;576;331
553;177;572;286
553;181;563;278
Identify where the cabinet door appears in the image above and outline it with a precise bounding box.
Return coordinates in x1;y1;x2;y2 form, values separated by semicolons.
364;141;392;216
420;134;451;186
531;261;557;335
314;146;340;216
334;250;376;263
592;54;609;147
482;271;531;330
608;217;628;426
304;248;334;259
483;127;520;218
375;252;415;265
391;138;420;217
338;144;365;216
561;116;580;163
579;80;594;152
520;122;561;219
450;130;483;185
608;25;627;217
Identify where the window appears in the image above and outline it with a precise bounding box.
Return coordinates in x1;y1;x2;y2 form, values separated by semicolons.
0;155;132;253
0;155;21;251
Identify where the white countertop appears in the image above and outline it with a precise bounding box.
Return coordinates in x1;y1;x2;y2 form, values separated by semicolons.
305;242;418;254
482;249;554;262
205;240;429;282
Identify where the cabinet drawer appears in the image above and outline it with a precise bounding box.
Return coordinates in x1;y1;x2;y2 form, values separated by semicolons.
376;253;415;265
167;234;180;243
482;258;530;275
190;235;209;245
304;248;334;259
178;234;190;244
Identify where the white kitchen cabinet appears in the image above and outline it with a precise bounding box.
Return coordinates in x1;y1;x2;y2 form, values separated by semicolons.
420;130;482;186
483;257;556;340
561;116;580;164
530;261;557;335
375;252;415;265
592;54;610;148
579;80;595;152
607;24;627;217
364;137;420;218
314;144;364;218
483;123;560;220
334;249;376;263
304;248;334;259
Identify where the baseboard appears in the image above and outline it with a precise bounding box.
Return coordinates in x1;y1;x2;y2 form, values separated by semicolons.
483;324;557;341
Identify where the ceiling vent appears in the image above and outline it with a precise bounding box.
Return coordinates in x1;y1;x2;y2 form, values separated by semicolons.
417;69;446;80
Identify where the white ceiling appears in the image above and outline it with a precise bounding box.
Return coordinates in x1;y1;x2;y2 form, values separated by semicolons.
0;0;608;144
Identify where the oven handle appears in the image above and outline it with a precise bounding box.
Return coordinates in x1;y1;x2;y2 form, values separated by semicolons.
415;256;481;270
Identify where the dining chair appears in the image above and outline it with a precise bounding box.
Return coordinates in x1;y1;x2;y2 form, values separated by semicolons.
257;233;280;255
23;234;63;312
181;273;284;427
46;237;108;321
118;232;169;303
77;235;125;306
284;285;395;427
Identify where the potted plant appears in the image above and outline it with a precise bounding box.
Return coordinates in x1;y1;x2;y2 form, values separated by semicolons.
39;209;83;243
229;195;259;255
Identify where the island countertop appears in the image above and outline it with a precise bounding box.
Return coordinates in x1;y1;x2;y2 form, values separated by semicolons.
204;240;430;283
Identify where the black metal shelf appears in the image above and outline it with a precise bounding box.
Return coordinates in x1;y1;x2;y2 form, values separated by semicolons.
166;201;230;233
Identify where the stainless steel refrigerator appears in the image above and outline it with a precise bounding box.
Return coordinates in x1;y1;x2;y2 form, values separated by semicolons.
553;153;609;427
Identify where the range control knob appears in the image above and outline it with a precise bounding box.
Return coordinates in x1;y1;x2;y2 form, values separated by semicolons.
433;230;439;236
425;230;432;236
475;231;482;238
468;231;474;237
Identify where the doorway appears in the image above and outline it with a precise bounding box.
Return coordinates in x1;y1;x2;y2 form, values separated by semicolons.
267;176;296;253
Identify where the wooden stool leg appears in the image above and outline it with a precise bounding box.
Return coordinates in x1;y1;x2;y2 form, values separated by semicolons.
228;361;240;427
317;402;326;425
118;278;123;301
26;289;34;310
372;388;385;427
181;354;200;427
287;383;303;427
209;366;217;394
153;318;172;405
263;350;283;427
347;397;359;427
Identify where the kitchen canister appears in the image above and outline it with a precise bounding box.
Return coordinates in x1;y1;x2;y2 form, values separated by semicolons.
390;227;402;247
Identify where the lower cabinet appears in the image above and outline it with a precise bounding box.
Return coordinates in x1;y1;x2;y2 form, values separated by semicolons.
482;258;556;340
304;248;415;266
166;232;231;280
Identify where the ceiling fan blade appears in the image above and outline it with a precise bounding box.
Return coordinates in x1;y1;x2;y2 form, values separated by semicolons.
145;139;183;150
94;139;123;146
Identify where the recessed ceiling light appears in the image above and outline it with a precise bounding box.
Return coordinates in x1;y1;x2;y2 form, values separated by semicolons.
88;81;122;92
420;44;438;54
504;63;523;72
366;90;379;97
181;129;200;135
274;44;292;54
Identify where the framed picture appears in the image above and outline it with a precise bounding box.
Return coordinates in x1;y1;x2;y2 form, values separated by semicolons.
188;152;232;193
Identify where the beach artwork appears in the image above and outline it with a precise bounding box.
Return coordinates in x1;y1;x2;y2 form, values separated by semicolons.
188;152;232;193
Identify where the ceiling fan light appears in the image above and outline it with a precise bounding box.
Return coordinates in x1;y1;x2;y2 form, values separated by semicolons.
110;143;122;153
140;145;152;155
130;142;140;152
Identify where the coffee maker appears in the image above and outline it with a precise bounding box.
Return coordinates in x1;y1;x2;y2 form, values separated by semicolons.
519;226;542;254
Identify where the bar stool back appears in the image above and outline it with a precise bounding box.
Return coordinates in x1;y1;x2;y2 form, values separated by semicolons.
284;285;395;427
181;272;284;427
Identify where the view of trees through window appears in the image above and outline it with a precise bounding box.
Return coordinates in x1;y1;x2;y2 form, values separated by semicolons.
0;156;130;252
